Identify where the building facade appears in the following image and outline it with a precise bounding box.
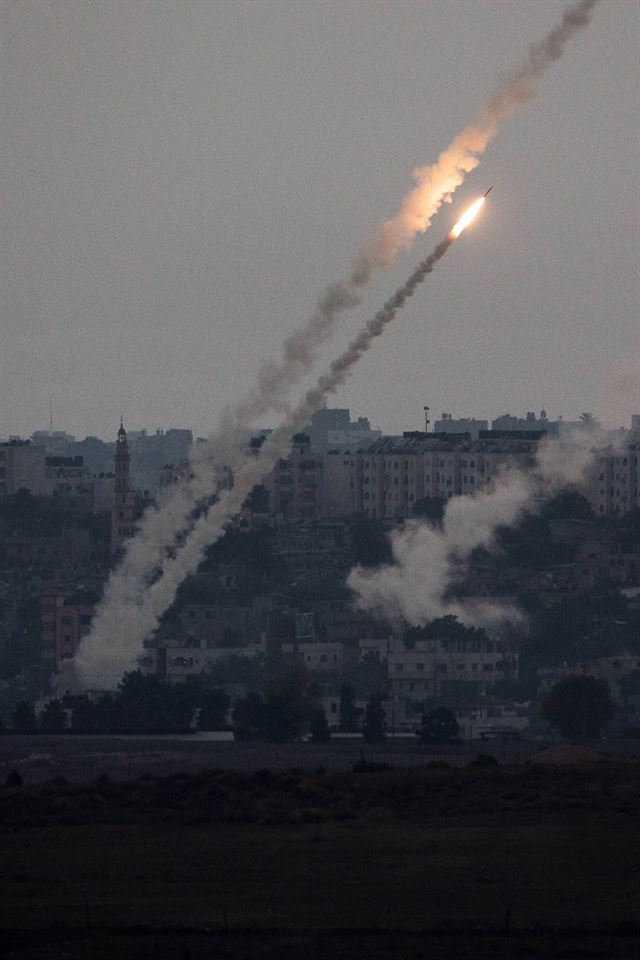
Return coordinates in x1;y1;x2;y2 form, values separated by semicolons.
0;441;47;496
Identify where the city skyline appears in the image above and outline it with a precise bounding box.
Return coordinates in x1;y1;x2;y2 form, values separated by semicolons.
3;403;639;446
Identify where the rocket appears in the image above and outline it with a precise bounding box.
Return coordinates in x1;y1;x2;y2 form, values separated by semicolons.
483;186;493;197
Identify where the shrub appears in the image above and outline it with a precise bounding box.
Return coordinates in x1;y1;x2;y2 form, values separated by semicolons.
470;754;499;768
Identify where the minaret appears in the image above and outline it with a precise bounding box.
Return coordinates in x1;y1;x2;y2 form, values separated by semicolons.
111;418;136;555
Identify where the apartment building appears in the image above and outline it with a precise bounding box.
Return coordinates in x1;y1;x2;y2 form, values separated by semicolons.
591;445;640;516
41;589;95;671
0;441;47;496
323;432;538;520
265;433;324;519
386;633;519;701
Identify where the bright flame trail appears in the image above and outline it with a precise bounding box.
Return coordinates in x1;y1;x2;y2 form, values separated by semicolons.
451;197;486;239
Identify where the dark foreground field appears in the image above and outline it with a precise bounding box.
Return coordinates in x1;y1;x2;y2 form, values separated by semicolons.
1;747;640;959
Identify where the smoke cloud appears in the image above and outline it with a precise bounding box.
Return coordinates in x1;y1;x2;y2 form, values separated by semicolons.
72;0;604;688
347;434;598;630
74;234;455;686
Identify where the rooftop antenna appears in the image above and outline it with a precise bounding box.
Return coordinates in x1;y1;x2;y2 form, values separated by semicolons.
49;397;53;453
423;405;430;434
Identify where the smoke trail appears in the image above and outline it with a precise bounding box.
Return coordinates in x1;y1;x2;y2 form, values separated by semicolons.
358;0;604;270
168;0;605;534
73;0;604;687
195;0;604;434
74;234;455;686
347;435;597;630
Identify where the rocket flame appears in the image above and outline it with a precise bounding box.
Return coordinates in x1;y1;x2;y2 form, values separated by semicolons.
451;196;486;238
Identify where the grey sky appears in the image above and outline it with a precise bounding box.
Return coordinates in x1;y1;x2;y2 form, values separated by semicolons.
2;0;638;440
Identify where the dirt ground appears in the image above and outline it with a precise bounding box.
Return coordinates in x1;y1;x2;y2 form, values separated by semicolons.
2;738;639;958
3;733;639;785
2;814;640;932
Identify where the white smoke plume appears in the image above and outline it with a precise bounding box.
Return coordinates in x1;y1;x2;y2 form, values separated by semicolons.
207;0;604;428
347;435;598;631
117;0;606;585
72;0;604;688
75;235;455;686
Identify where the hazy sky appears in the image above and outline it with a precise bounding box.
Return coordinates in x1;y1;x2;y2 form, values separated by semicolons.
2;0;638;441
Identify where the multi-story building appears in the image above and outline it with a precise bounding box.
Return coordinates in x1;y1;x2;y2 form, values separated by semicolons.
383;633;519;701
590;444;640;516
281;640;358;675
31;430;76;454
272;520;350;584
265;433;324;519
323;432;539;520
40;589;95;672
306;407;381;455
45;455;93;509
92;473;116;512
126;427;193;493
0;441;47;496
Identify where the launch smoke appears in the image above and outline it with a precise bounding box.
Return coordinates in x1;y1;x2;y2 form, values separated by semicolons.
74;0;604;688
75;234;455;686
348;435;597;630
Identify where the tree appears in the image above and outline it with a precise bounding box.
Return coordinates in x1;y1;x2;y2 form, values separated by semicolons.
262;664;319;742
198;689;230;731
309;708;331;743
354;652;388;698
12;700;36;733
339;682;359;733
70;695;99;733
232;692;265;741
114;671;195;733
420;707;459;743
232;665;319;743
40;698;67;732
540;675;614;738
363;693;386;744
